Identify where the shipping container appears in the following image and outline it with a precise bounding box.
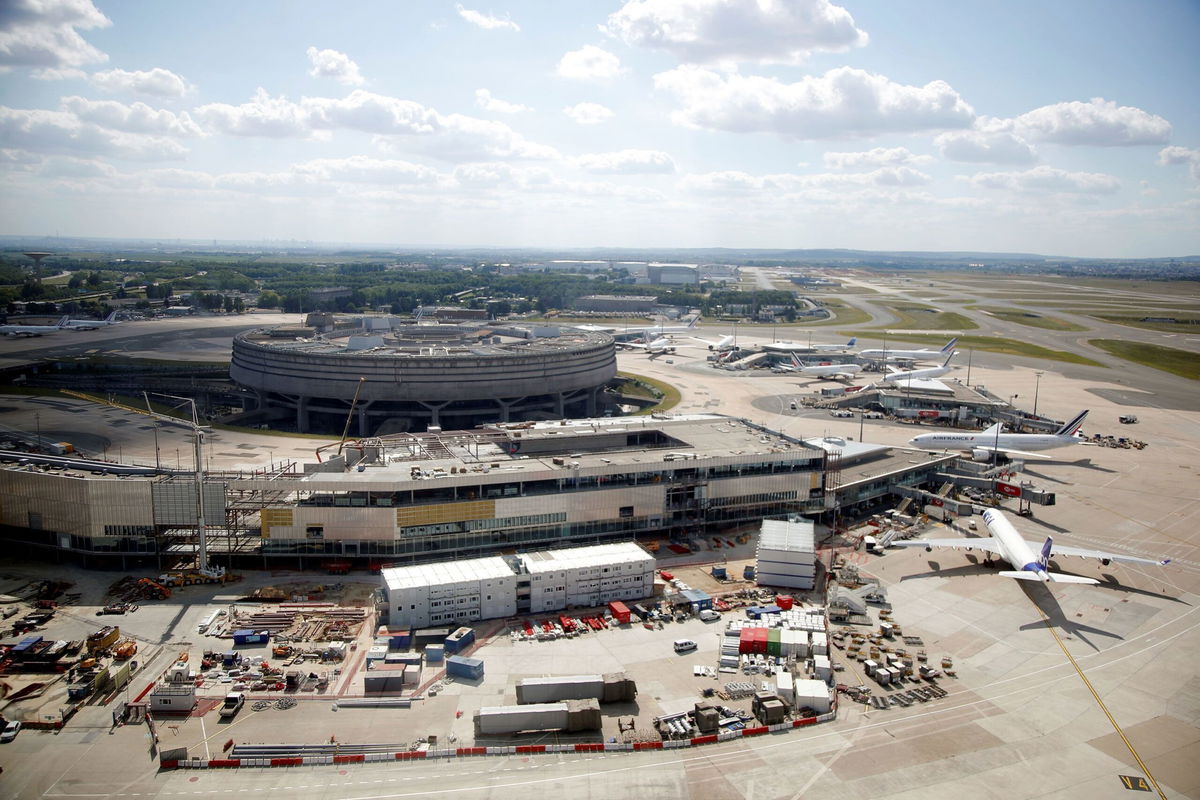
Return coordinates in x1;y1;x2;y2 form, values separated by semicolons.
444;627;476;654
446;655;484;681
607;601;631;625
767;628;782;657
477;703;569;735
232;630;269;646
425;644;445;663
775;595;794;611
516;675;605;704
711;566;727;579
743;565;756;580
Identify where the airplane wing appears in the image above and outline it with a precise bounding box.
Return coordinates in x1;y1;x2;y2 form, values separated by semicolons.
997;570;1099;584
967;445;1053;460
891;537;1004;556
1047;544;1170;567
884;365;901;375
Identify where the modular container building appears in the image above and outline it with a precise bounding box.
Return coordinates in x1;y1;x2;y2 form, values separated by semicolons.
767;628;782;657
444;626;475;654
477;700;601;734
446;655;484;680
756;519;816;590
425;643;444;663
793;679;832;714
376;626;411;649
364;664;411;694
149;684;197;712
776;669;795;707
711;566;727;579
366;645;388;662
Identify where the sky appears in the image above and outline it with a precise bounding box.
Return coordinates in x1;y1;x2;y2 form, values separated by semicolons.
0;0;1198;257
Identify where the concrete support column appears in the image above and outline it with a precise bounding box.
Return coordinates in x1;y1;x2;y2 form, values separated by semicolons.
418;399;451;428
586;386;599;417
296;396;310;432
555;392;565;418
357;401;374;437
495;397;526;422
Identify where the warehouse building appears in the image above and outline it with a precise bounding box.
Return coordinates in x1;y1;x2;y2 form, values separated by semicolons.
381;542;655;628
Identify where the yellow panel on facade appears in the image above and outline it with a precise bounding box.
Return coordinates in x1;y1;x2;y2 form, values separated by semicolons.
261;508;293;538
395;500;496;527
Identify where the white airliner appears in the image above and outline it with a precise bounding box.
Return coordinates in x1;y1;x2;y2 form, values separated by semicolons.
859;337;958;362
775;353;862;380
879;351;956;383
618;336;676;355
691;333;734;351
892;508;1169;584
62;311;120;330
575;317;699;337
0;316;68;337
810;337;857;352
909;410;1089;461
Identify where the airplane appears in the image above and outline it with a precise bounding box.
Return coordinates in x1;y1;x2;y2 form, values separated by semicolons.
0;316;68;337
892;508;1170;585
617;336;676;355
774;353;862;380
878;351;956;383
809;337;856;352
575;316;700;337
908;409;1089;461
62;311;120;330
858;337;958;362
691;333;735;352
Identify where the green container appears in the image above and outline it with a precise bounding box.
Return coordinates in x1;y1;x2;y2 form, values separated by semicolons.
767;628;782;657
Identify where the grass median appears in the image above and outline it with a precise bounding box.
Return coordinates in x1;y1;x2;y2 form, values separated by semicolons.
838;332;1105;366
1088;340;1200;380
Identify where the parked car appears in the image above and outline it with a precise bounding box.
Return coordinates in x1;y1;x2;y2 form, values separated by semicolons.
0;720;21;743
830;410;854;418
699;610;721;622
673;638;698;653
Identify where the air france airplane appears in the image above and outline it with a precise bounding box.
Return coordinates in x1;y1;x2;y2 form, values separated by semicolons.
858;337;957;362
909;410;1089;461
892;508;1170;584
879;351;956;383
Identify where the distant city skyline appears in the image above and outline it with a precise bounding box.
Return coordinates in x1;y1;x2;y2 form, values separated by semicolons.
1;0;1197;257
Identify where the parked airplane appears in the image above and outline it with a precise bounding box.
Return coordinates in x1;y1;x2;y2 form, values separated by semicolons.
774;354;862;380
879;351;956;383
858;337;958;362
62;311;120;330
908;410;1089;461
893;508;1169;584
810;337;857;352
618;336;676;355
575;316;699;337
691;333;735;351
0;316;68;337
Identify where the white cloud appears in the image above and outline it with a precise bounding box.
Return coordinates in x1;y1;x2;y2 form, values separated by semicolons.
61;96;202;136
968;165;1121;194
475;89;530;114
563;102;614;125
194;89;558;160
1157;145;1200;181
0;0;110;69
575;149;676;175
654;65;974;139
452;162;553;188
824;146;931;170
31;66;85;80
306;47;365;87
557;45;623;80
680;165;930;194
91;67;192;97
605;0;867;65
35;155;118;178
291;156;440;185
455;4;520;32
935;128;1037;164
194;88;313;137
1014;98;1170;146
0;106;187;160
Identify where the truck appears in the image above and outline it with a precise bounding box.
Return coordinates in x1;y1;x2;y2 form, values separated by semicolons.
218;691;245;718
156;566;238;588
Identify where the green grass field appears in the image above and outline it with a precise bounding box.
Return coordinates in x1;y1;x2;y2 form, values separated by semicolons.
977;307;1089;331
1088;340;1200;380
839;332;1105;366
617;371;681;414
872;302;979;331
1086;314;1200;334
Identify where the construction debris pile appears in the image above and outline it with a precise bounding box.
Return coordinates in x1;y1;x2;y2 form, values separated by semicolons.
208;603;367;642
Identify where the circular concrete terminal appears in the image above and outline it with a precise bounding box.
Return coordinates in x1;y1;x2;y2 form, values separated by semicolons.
230;322;616;434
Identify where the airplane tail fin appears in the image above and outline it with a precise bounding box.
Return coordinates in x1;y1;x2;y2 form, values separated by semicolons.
942;351;956;367
1055;410;1089;437
980;422;1002;437
941;337;959;353
846;337;856;347
105;311;116;322
1038;537;1053;569
791;353;800;368
688;317;699;329
57;316;69;327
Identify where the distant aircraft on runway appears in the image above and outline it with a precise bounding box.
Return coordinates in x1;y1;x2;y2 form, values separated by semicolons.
0;316;68;337
691;333;734;352
809;337;856;352
909;410;1089;461
892;508;1169;584
774;353;862;381
62;311;120;330
858;337;957;362
617;336;676;355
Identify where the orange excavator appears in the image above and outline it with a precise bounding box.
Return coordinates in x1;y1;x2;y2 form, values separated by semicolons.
137;578;171;600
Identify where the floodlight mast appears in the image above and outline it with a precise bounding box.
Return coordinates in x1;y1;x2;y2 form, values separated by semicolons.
145;392;210;570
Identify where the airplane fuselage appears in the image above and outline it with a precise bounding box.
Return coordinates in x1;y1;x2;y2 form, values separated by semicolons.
980;509;1048;578
911;430;1079;452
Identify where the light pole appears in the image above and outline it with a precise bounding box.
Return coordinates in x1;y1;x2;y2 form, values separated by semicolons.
1033;372;1043;417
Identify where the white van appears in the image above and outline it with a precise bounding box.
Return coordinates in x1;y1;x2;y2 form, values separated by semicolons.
699;609;721;622
673;639;698;653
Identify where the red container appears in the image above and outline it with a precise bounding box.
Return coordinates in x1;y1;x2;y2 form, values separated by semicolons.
739;627;753;654
607;601;632;625
752;627;769;653
775;595;794;611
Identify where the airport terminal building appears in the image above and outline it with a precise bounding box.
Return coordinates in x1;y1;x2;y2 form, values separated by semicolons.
0;414;957;570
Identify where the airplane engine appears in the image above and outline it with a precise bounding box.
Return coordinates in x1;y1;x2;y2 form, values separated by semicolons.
970;448;993;462
1101;558;1111;566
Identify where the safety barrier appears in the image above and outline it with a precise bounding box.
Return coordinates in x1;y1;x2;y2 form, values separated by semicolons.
165;710;837;770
